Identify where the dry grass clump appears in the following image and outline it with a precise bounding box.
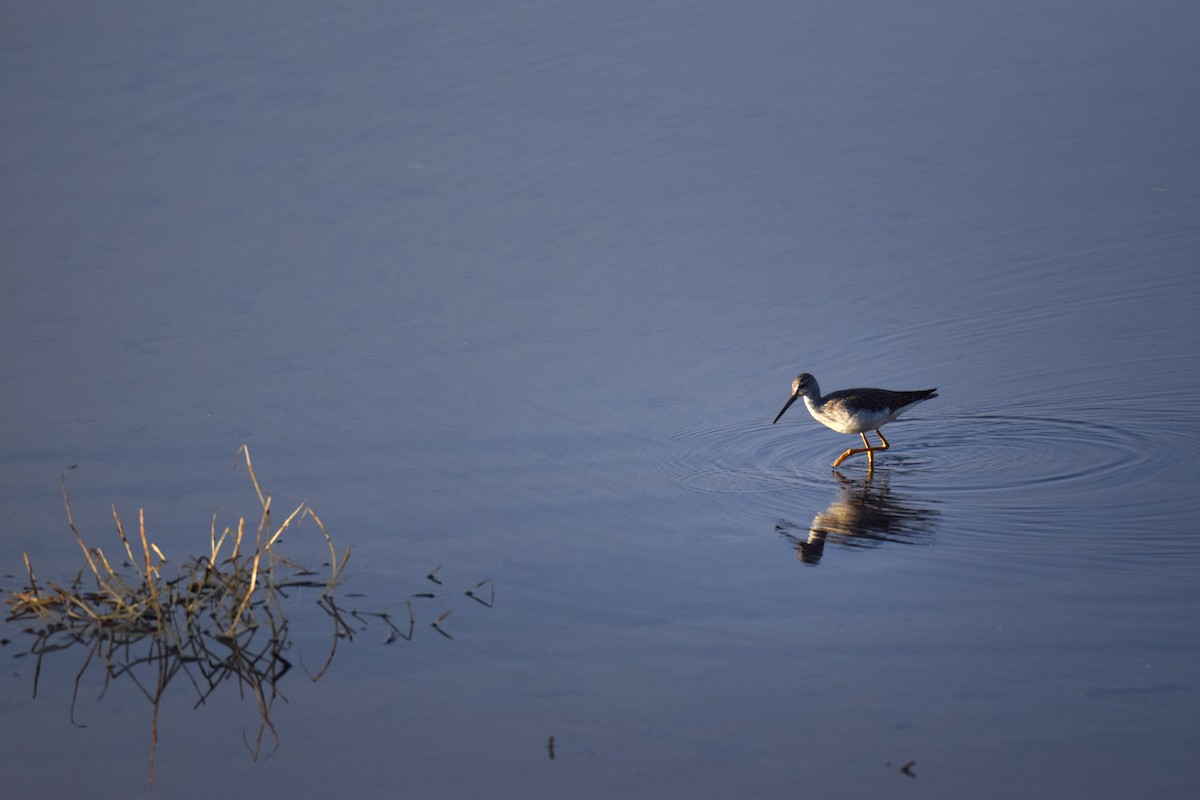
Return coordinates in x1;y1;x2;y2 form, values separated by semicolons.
2;446;388;784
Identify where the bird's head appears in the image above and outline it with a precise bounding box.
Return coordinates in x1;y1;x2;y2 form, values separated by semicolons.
773;372;817;424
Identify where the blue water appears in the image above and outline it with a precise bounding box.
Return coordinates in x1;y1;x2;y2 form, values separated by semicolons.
2;2;1199;798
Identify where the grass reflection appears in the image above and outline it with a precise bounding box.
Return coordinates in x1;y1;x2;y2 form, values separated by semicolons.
3;446;482;785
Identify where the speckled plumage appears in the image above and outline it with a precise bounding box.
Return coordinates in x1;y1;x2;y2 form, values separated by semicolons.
773;373;937;467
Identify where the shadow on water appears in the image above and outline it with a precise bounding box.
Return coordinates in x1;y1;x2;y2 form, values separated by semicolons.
775;465;940;566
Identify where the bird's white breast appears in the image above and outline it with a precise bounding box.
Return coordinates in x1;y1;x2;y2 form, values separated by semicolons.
803;396;891;434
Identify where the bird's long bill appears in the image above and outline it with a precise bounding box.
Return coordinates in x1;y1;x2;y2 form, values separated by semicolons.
773;393;798;424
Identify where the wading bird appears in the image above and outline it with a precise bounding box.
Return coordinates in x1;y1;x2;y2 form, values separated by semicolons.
773;373;937;468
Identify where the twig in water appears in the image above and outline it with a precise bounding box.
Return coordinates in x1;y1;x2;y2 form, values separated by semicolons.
431;610;453;640
465;578;494;608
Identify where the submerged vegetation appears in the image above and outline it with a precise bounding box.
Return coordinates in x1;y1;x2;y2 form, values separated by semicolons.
3;446;491;784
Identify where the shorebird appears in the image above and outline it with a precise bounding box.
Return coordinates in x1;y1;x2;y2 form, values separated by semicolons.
772;373;938;468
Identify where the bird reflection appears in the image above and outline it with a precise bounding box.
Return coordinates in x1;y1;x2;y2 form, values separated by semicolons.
776;466;940;565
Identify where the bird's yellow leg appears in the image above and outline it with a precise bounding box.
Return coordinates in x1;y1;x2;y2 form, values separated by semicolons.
830;430;890;468
865;430;890;465
831;432;874;468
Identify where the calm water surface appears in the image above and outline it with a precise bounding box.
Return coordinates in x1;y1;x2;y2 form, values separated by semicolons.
2;2;1199;798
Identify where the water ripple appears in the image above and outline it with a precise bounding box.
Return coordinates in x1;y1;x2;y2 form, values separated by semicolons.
652;405;1198;578
652;417;832;495
905;411;1152;496
654;408;1164;498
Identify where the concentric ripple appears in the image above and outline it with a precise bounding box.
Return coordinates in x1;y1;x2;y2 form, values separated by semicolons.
652;417;832;495
649;402;1198;577
653;407;1162;502
902;412;1152;494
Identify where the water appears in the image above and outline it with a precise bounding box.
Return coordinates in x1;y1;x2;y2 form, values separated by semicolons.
3;1;1199;797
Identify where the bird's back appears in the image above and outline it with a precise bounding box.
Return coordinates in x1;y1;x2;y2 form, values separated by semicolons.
827;387;938;412
810;387;937;434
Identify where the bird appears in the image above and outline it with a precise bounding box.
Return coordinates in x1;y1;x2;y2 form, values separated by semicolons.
772;373;938;468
